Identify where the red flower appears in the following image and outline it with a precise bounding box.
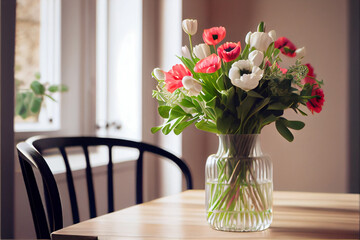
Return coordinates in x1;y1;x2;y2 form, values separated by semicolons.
164;64;192;93
301;63;317;86
307;87;325;114
203;27;226;46
217;42;241;62
194;54;221;73
274;37;296;57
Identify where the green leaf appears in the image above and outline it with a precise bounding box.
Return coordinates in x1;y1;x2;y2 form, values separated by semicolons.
297;108;308;116
158;106;171;118
273;48;280;57
30;81;45;95
257;21;265;32
168;105;187;121
195;120;219;134
60;85;69;92
48;85;59;92
275;119;294;142
161;124;172;135
174;118;196;135
267;102;288;110
30;96;43;114
286;120;305;130
247;90;264;99
237;96;256;120
179;98;195;108
260;114;277;127
34;72;41;80
151;126;162;134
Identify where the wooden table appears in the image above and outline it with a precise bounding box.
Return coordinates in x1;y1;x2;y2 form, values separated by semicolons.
52;190;360;240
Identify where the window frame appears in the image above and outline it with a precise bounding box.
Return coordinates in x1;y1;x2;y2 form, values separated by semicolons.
14;0;62;133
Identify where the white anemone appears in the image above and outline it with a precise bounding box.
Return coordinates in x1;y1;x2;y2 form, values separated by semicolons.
229;60;264;91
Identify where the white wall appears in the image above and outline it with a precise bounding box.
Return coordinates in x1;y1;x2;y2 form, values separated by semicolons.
182;0;350;193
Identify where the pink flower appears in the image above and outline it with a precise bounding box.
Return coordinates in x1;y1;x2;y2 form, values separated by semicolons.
217;42;241;62
203;27;226;46
274;37;296;57
194;54;221;73
307;87;325;114
164;64;192;93
301;63;317;87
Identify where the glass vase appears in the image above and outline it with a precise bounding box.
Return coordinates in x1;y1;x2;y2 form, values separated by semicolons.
205;134;273;231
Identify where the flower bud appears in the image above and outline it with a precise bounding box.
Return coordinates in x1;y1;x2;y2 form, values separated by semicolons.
193;43;211;59
295;47;306;58
245;31;252;44
153;68;165;80
182;76;202;96
182;19;198;35
268;30;276;42
248;50;264;67
181;45;191;59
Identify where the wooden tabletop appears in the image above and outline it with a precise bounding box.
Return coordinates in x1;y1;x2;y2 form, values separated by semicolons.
51;190;360;240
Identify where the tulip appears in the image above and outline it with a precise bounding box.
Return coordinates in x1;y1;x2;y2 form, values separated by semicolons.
268;30;276;42
153;68;165;80
295;47;306;58
194;54;221;73
249;32;273;52
203;26;226;46
193;43;211;60
245;31;251;44
229;60;264;91
181;45;191;59
182;76;202;96
182;19;198;35
248;50;264;67
217;42;241;62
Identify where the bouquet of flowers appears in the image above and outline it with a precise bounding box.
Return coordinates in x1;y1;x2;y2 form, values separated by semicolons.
152;19;325;231
152;20;324;142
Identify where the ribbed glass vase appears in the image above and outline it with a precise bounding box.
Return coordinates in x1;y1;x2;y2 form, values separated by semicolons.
205;134;273;232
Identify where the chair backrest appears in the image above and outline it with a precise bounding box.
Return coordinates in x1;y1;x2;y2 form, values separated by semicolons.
18;136;193;239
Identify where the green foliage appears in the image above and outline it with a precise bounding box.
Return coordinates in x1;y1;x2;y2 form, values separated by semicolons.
15;73;68;119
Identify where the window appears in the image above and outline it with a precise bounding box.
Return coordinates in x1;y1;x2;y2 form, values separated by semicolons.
14;0;61;132
96;0;143;141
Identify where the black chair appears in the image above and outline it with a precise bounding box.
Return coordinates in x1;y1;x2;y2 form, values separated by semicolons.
17;136;193;239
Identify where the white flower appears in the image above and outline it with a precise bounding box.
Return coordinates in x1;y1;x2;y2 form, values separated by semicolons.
182;76;202;96
245;31;252;44
181;45;191;59
193;43;211;59
153;68;165;80
248;50;264;67
249;31;274;52
229;60;264;91
182;19;197;35
268;30;276;42
295;47;306;58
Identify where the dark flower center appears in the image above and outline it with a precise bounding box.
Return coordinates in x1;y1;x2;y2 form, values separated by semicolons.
224;46;235;52
240;70;251;75
212;34;218;40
